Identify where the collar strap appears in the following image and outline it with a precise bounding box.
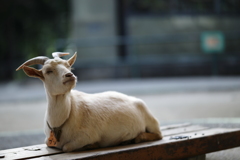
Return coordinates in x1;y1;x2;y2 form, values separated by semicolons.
47;119;68;142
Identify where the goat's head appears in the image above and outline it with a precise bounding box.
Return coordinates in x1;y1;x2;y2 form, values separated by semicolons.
16;52;77;95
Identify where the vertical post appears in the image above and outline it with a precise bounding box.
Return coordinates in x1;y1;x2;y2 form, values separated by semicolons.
211;54;219;76
115;0;127;62
214;0;221;14
201;31;224;76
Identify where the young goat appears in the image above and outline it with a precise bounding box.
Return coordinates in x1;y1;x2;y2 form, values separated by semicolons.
16;52;162;152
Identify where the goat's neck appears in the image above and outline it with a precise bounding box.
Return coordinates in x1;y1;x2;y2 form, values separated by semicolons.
46;91;72;128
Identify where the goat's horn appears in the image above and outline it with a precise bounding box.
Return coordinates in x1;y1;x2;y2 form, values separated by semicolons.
16;56;49;71
52;52;69;58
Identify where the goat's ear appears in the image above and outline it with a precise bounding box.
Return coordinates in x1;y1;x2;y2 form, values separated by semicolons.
68;52;77;67
22;66;44;80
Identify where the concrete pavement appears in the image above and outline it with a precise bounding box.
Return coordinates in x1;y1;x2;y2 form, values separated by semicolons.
1;76;240;102
1;76;240;132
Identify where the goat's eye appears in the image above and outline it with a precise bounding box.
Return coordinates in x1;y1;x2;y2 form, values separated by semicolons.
46;71;53;74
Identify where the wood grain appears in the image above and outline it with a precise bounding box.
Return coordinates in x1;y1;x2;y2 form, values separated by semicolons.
42;128;240;160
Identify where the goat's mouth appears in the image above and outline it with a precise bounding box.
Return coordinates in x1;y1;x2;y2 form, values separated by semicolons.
63;77;76;85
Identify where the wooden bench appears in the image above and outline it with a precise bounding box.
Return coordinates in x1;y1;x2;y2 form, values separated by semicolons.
1;123;240;160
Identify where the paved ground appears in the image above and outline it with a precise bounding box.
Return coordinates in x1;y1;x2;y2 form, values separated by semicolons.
1;76;240;159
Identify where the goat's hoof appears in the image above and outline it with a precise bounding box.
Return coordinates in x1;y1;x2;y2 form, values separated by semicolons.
134;136;142;144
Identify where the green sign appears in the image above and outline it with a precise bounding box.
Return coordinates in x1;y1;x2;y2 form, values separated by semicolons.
201;31;225;54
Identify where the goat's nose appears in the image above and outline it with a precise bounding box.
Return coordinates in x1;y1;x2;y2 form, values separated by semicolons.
65;72;73;77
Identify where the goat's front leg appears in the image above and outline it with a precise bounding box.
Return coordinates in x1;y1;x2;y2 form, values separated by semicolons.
82;142;100;150
62;138;99;152
62;140;85;152
62;141;79;152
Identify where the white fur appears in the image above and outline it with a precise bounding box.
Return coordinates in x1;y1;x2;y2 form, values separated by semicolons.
20;54;162;152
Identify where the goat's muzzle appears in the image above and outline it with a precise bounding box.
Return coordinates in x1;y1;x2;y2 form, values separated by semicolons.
63;75;76;85
65;72;73;77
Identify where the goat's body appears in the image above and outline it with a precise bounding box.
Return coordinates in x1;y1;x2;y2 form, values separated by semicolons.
44;90;161;152
17;52;162;152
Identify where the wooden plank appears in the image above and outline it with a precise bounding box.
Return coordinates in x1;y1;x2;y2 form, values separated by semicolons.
32;128;240;160
0;123;192;160
0;144;62;160
162;125;208;136
160;123;191;130
1;124;238;160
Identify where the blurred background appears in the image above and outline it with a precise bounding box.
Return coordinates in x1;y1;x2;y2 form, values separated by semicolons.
1;0;240;158
1;0;240;81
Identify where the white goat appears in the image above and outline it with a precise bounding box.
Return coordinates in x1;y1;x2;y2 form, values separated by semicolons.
16;52;162;152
